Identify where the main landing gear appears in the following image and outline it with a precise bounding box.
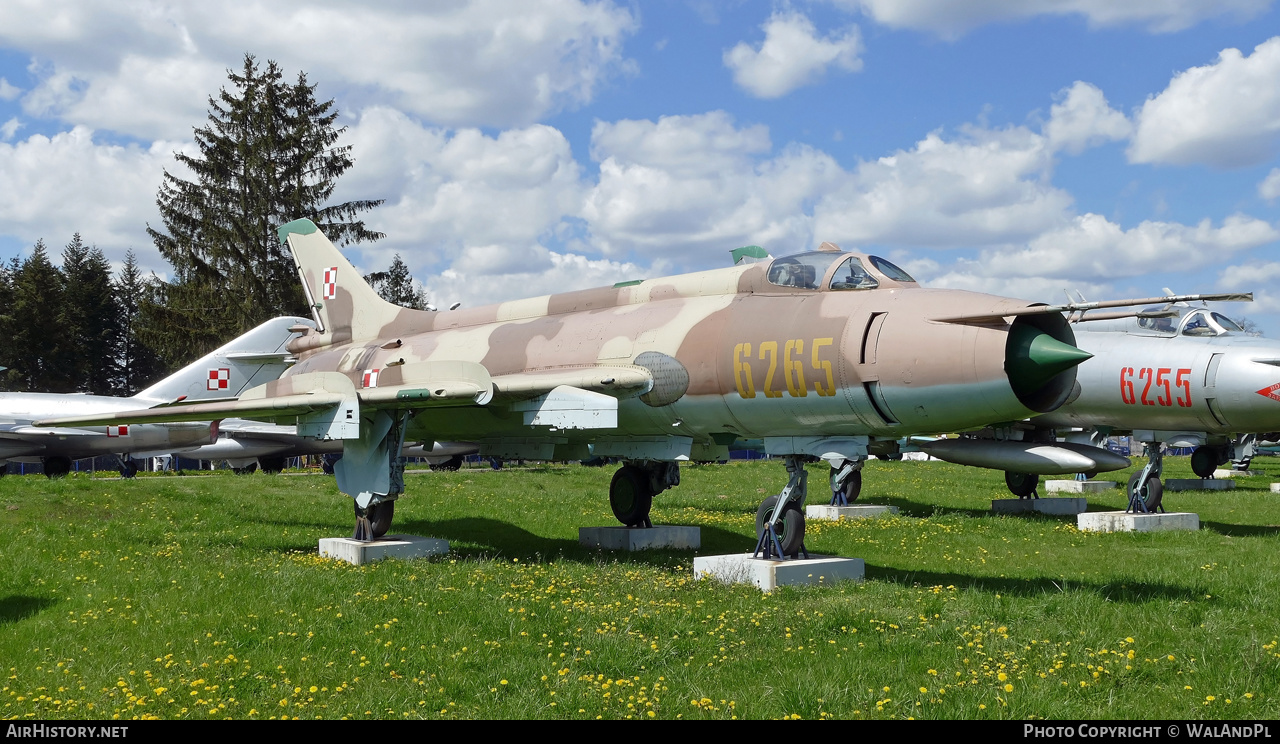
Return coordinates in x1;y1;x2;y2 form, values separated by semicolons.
1190;444;1230;479
1127;442;1164;513
1005;471;1039;498
116;456;139;478
42;456;72;478
754;455;811;559
608;461;680;527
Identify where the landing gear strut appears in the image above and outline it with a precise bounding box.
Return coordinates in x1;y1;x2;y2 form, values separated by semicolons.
828;459;863;505
608;461;679;527
1128;442;1164;513
754;455;810;559
338;411;410;542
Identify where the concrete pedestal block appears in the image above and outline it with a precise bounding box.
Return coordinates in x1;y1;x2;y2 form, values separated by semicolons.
319;534;449;565
1271;483;1280;493
579;526;700;551
694;553;864;592
1165;478;1235;492
1077;511;1199;533
806;504;898;521
992;497;1088;515
1214;469;1260;478
1045;480;1117;494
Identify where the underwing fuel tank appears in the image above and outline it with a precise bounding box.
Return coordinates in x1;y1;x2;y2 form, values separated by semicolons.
914;438;1130;475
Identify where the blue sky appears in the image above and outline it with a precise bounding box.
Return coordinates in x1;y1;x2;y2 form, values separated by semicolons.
0;0;1277;333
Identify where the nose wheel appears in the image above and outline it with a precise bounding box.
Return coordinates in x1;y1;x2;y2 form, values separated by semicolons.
754;455;810;560
1127;443;1165;513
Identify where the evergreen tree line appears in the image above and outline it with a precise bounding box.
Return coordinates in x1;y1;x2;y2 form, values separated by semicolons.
2;54;432;394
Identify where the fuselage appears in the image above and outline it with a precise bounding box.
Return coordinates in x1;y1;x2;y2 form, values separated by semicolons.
287;248;1081;453
1035;308;1280;436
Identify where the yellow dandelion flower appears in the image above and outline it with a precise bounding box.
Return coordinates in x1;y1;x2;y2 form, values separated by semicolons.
1004;684;1013;692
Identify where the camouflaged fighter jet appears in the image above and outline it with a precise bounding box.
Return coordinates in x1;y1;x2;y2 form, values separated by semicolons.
1017;301;1277;511
0;316;306;477
40;218;1120;556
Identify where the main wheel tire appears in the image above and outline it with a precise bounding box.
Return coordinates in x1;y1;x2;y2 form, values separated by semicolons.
433;456;463;472
883;452;903;461
1190;446;1217;478
1127;471;1164;511
609;466;654;526
118;460;139;478
43;456;72;478
1005;471;1039;498
755;496;806;558
258;456;286;474
369;500;394;538
831;467;862;503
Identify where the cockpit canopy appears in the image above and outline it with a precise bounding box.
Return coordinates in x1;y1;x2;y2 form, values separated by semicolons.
1134;307;1246;337
765;251;916;291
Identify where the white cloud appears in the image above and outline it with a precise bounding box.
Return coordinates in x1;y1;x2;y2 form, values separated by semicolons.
1129;37;1280;168
1259;167;1280;200
724;11;862;98
1218;261;1280;314
0;118;18;140
0;127;185;260
935;213;1278;285
583;112;845;260
335;106;585;272
813;125;1073;247
426;246;644;309
0;78;19;101
830;0;1270;37
1044;81;1131;155
2;0;638;139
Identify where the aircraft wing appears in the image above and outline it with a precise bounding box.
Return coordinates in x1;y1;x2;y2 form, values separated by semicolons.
35;362;654;435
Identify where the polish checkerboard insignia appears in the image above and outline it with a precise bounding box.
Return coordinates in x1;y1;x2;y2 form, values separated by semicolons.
322;267;338;300
106;425;129;437
207;368;230;391
362;369;380;388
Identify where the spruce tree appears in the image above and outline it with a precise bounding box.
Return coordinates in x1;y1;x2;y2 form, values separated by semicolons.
0;256;19;390
144;53;383;366
364;254;431;309
60;234;120;394
113;250;165;395
10;241;70;392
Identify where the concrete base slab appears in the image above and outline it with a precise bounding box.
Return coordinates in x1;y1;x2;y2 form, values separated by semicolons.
1077;511;1199;533
319;534;449;566
694;553;864;592
1166;478;1235;491
579;526;700;551
806;504;899;521
1214;469;1260;478
1272;483;1280;493
1045;480;1117;494
992;497;1088;515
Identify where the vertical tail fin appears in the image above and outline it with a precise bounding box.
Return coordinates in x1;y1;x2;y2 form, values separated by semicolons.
132;316;313;404
278;219;405;346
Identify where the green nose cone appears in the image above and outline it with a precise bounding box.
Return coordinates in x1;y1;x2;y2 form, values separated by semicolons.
1005;323;1093;396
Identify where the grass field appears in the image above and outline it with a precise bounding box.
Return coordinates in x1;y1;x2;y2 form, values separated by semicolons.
2;456;1279;720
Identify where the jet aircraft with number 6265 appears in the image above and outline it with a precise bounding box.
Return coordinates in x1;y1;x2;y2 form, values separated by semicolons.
43;219;1180;556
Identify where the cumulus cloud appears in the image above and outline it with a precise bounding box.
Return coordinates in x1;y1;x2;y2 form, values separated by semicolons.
0;126;186;260
724;11;862;98
426;246;644;309
1259;167;1280;200
1129;37;1280;168
1;0;638;139
336;106;585;272
1218;260;1280;314
1044;81;1131;155
583;111;844;260
829;0;1270;37
0;78;19;101
0;118;18;141
813;125;1072;247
